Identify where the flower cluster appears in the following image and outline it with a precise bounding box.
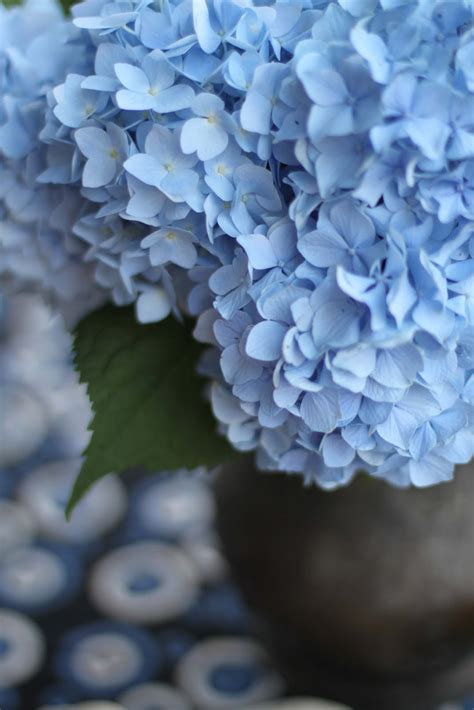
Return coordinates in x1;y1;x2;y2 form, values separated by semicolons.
0;0;103;324
1;0;473;488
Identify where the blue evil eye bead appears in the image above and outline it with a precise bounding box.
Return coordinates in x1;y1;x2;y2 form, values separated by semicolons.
0;688;19;710
53;622;161;699
182;531;228;585
175;638;284;710
119;682;192;710
184;583;254;635
0;543;82;615
0;609;45;687
88;541;199;625
0;500;36;557
0;383;48;467
128;471;214;542
17;459;126;546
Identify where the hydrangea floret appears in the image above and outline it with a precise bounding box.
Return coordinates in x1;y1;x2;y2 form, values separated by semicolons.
1;0;473;490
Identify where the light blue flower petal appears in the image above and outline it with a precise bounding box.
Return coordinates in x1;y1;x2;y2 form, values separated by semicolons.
154;85;194;113
124;154;166;188
75;126;111;159
83;156;116;188
193;0;221;54
409;454;453;487
211;383;249;425
115;63;149;93
240;91;272;135
116;90;155;111
246;321;286;362
322;433;355;467
351;23;390;84
192;92;225;117
312;298;360;349
237;234;277;270
181;117;228;160
300;390;340;433
332;345;376;378
377;406;418;449
298;228;347;267
409;423;437;460
136;288;172;323
221;343;263;385
161;169;199;201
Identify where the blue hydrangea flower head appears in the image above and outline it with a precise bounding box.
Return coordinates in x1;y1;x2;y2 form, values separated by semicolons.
2;0;473;489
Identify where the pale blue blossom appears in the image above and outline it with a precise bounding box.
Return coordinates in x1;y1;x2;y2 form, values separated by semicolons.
181;93;234;161
53;74;109;129
141;227;197;269
124;124;201;208
115;51;194;113
75;123;130;188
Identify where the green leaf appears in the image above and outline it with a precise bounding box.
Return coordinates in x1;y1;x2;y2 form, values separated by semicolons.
67;305;235;517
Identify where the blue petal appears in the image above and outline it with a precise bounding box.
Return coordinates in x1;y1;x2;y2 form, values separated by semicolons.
115;63;150;93
136;288;172;323
124;154;166;187
83;157;116;188
300;390;340;433
322;433;355;467
246;321;286;361
237;234;277;270
75;126;111;159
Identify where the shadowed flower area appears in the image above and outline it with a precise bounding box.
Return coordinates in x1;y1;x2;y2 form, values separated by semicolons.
0;0;473;489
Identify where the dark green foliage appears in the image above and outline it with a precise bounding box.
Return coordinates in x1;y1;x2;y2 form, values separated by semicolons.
67;305;235;515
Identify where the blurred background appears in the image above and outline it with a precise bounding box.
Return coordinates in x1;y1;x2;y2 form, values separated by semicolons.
0;289;284;710
1;294;474;710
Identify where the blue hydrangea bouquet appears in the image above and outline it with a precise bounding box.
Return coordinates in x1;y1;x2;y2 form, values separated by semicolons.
1;0;473;511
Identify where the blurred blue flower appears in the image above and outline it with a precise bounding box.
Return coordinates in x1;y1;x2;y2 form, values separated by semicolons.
53;74;109;129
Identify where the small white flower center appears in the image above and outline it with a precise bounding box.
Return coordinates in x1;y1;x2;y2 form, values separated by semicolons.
165;163;174;172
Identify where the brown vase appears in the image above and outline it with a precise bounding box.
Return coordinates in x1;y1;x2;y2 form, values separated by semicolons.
214;457;474;710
